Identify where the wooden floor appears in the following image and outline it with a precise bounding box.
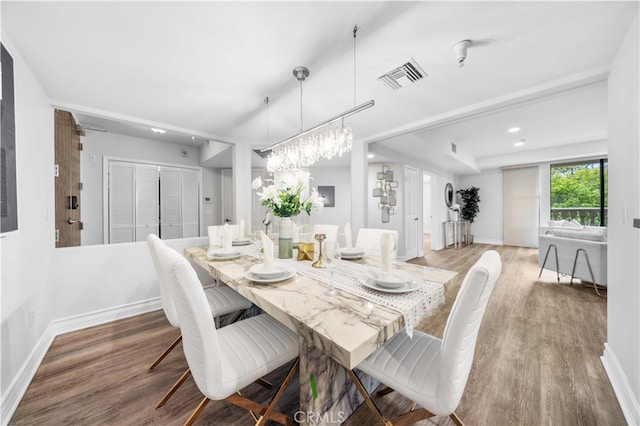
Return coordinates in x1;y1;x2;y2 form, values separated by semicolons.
10;239;624;425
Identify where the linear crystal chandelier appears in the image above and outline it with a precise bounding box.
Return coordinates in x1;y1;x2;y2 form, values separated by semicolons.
262;26;373;173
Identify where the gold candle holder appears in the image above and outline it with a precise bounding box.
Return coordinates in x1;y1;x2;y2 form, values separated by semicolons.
311;233;326;268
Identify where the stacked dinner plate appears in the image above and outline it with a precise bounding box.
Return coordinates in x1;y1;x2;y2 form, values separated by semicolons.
358;268;419;293
339;247;365;260
207;247;243;260
232;238;252;246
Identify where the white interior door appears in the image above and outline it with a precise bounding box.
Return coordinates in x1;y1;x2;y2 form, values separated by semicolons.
404;165;419;260
134;164;159;242
181;169;200;238
221;168;234;224
504;166;540;247
160;167;182;239
108;161;135;244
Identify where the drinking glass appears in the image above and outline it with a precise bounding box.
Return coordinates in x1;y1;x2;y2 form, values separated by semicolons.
252;230;263;261
324;240;342;297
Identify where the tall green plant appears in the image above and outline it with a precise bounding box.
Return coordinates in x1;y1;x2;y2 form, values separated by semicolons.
457;187;480;223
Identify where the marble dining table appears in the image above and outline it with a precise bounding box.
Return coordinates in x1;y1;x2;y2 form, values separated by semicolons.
184;244;458;425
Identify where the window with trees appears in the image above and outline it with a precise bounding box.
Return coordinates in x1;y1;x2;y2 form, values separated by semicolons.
550;159;608;226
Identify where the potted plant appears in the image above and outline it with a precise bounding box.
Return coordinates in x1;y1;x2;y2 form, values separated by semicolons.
456;186;480;243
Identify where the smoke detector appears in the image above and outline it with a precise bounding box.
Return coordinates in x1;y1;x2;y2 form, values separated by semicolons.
453;40;471;67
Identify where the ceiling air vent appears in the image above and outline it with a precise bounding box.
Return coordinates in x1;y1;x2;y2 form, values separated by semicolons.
377;58;428;90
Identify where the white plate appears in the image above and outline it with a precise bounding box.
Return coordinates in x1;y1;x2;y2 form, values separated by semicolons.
341;253;364;260
207;252;242;260
340;247;365;256
249;263;287;279
358;276;419;294
366;269;414;289
208;248;242;258
232;239;252;246
245;270;295;283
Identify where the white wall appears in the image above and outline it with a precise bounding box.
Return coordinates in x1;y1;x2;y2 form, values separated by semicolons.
459;169;504;245
81;132;208;245
0;35;55;400
48;237;210;321
0;38;216;422
605;12;640;425
306;166;351;243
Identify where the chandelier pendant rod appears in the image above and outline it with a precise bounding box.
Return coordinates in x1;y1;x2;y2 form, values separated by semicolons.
260;99;375;153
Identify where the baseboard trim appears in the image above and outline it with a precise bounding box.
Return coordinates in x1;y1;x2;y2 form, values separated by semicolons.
473;239;504;245
601;343;640;425
1;324;55;426
51;297;161;336
0;298;162;425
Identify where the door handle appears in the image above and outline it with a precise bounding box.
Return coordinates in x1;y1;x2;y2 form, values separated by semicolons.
67;218;78;224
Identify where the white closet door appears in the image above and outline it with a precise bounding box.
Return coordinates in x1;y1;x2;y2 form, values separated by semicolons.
221;168;233;224
135;164;159;241
181;169;200;238
404;165;419;260
108;161;135;244
160;167;182;240
503;166;540;247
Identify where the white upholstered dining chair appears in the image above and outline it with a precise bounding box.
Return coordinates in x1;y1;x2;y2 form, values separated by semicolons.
312;224;339;243
347;250;502;426
158;244;300;426
146;234;252;407
355;228;399;258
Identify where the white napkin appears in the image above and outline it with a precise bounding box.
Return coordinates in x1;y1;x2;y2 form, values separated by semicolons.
239;219;245;240
207;226;218;247
380;232;394;274
344;222;353;248
261;231;275;271
292;222;299;242
223;223;232;249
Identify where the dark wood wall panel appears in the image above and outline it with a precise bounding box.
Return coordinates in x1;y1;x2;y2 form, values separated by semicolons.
54;110;82;247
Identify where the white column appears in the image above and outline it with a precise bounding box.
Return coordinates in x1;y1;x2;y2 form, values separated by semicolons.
350;139;367;235
232;142;252;228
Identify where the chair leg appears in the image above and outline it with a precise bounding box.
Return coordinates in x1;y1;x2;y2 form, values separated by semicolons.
225;393;292;425
256;359;299;426
346;369;392;426
376;386;395;397
184;396;210;426
255;378;274;389
450;412;465;426
156;368;191;408
148;334;182;370
227;308;247;326
570;248;607;297
538;244;559;282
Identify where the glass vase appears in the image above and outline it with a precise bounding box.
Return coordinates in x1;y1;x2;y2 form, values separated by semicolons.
278;217;294;259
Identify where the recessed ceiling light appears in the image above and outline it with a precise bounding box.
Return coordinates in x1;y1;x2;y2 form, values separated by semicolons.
151;128;166;134
367;154;375;159
514;140;525;147
508;127;521;133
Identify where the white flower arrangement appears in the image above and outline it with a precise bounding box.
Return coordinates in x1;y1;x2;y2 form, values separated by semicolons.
252;172;324;218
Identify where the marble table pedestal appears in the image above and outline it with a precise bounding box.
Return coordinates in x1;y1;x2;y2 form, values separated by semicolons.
298;339;379;425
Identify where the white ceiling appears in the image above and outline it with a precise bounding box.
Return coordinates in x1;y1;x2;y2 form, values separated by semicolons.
3;1;637;173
